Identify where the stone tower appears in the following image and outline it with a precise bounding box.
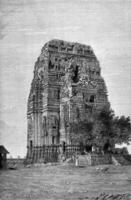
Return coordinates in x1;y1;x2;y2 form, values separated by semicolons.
26;39;109;158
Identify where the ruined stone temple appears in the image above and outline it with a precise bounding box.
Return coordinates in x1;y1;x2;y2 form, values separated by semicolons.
27;39;109;156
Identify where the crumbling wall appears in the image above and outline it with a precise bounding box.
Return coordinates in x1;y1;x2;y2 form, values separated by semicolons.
26;39;110;163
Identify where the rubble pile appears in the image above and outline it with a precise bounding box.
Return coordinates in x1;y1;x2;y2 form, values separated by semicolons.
93;193;131;200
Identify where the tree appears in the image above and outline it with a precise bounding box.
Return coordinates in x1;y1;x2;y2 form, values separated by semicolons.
92;109;131;151
69;119;94;146
113;116;131;145
69;107;131;153
92;108;115;151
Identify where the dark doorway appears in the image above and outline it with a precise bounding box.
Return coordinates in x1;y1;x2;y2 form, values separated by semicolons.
85;145;92;153
89;95;95;103
72;65;79;83
0;154;3;169
30;140;33;148
103;142;111;153
0;146;9;169
62;141;66;153
52;136;55;144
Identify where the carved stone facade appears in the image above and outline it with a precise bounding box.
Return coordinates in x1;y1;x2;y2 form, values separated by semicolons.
27;39;109;152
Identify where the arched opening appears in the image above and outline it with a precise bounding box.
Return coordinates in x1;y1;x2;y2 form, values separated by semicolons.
72;65;79;83
52;136;55;144
49;60;54;70
62;141;66;153
57;89;60;99
89;95;95;103
103;142;111;153
30;140;33;148
96;71;100;76
76;107;80;119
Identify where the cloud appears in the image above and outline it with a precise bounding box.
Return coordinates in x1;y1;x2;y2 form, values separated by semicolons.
51;26;80;31
25;31;47;35
0;1;16;39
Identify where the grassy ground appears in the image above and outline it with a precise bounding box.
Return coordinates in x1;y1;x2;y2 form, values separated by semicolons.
0;164;131;200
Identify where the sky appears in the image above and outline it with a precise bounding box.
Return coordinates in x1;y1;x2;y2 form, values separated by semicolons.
0;0;131;157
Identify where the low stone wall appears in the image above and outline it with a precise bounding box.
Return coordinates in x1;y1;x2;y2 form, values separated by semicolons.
112;154;131;165
25;145;80;164
25;144;131;165
7;159;24;168
74;154;112;166
89;153;131;166
87;153;112;166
